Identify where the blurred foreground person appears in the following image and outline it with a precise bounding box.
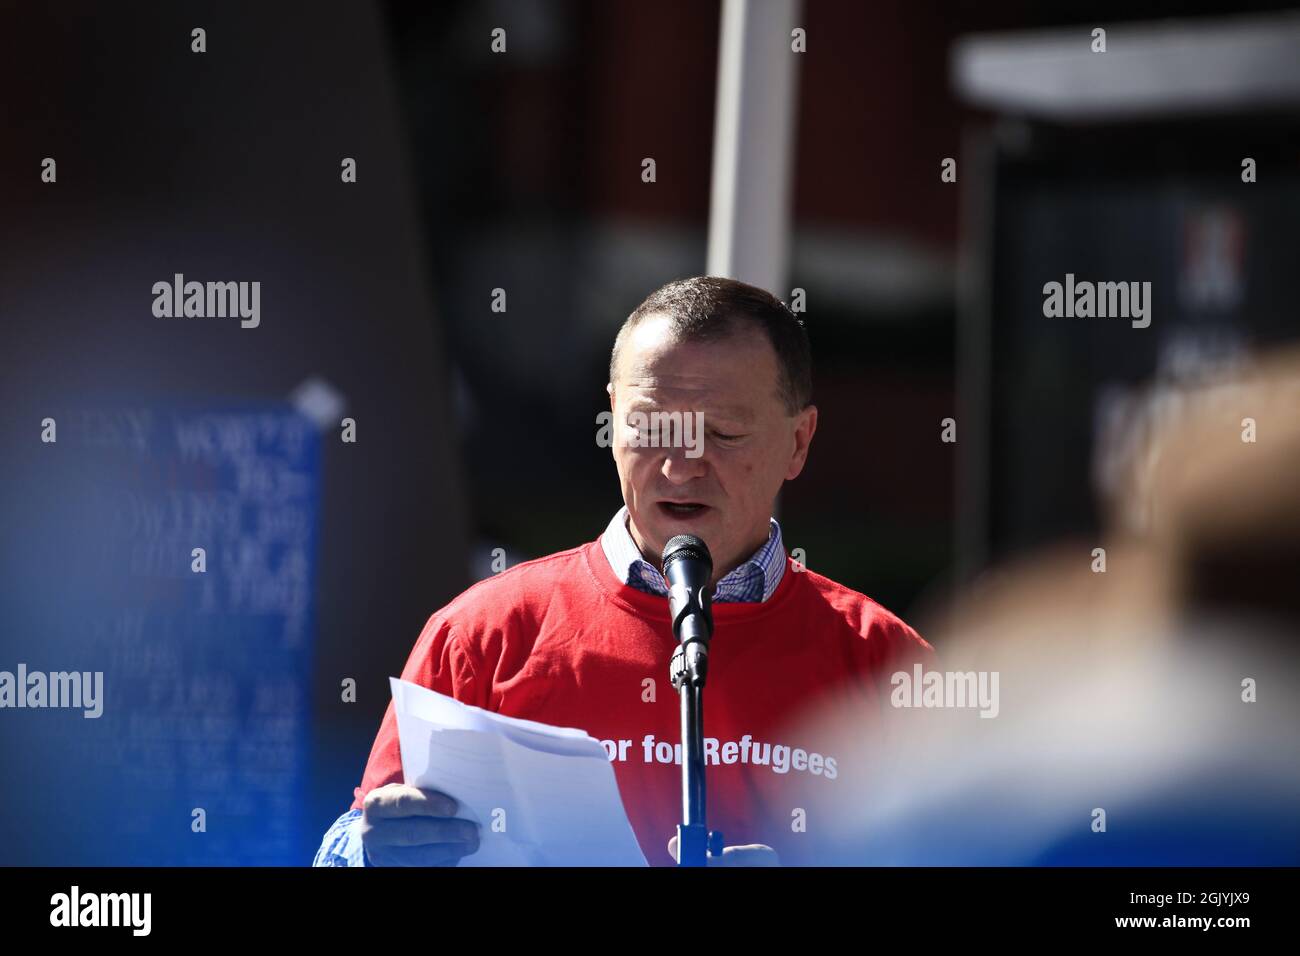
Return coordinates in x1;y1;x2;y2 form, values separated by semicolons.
790;347;1300;865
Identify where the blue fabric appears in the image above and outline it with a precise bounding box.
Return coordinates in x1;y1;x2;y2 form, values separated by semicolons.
312;808;367;867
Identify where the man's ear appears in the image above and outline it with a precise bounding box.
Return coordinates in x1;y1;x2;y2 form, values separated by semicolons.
606;381;615;410
785;405;818;481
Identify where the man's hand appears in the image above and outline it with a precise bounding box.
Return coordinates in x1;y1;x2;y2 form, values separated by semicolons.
666;834;780;867
359;783;480;866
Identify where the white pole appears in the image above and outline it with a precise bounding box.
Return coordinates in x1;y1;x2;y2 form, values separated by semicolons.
706;0;803;294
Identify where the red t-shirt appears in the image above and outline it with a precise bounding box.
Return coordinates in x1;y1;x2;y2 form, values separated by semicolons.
351;537;936;865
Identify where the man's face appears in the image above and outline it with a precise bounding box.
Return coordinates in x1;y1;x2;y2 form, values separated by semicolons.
607;313;817;583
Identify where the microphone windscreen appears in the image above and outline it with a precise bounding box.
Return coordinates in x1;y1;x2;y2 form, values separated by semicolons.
662;534;712;573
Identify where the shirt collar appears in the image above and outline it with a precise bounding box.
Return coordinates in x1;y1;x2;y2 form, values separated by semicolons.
600;505;785;603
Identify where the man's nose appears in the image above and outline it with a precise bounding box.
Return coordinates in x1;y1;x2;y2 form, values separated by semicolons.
660;445;708;483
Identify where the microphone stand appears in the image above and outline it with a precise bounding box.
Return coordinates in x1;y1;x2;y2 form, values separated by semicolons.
669;586;723;867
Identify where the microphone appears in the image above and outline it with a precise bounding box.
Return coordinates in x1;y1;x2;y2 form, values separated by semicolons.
661;534;715;686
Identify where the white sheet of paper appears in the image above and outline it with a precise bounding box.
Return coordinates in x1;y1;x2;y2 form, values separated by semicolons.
389;676;649;866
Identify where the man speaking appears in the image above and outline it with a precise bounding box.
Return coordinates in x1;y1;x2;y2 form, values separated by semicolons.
313;276;935;867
